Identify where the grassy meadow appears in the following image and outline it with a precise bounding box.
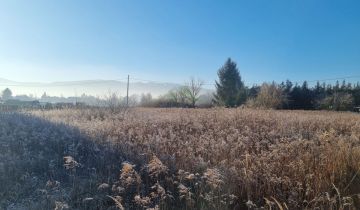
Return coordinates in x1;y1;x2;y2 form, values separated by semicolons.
1;108;360;210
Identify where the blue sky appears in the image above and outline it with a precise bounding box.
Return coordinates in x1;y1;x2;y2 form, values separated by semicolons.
0;0;360;86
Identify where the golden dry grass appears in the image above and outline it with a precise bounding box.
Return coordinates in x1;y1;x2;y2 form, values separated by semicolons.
1;108;360;209
28;108;360;209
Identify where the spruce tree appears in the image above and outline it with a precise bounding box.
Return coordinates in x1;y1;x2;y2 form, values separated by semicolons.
301;81;314;109
214;58;245;107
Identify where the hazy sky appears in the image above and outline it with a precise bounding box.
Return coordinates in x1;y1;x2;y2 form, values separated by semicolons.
1;0;360;85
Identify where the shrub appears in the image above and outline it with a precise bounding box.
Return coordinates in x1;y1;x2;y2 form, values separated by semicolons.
248;82;286;109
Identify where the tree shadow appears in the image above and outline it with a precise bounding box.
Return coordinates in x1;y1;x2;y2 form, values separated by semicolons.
0;112;128;210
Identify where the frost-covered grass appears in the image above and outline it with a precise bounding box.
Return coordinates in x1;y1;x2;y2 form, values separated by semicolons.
1;108;360;209
0;112;126;210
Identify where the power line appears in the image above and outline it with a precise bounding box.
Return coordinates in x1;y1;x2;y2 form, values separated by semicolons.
305;75;360;83
131;75;360;86
131;77;181;84
126;75;129;106
131;77;216;86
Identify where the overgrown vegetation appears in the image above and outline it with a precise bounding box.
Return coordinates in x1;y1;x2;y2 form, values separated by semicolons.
245;80;360;111
246;82;286;109
2;108;360;209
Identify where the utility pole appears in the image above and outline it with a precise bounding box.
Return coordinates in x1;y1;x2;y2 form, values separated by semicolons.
126;75;129;106
74;89;78;106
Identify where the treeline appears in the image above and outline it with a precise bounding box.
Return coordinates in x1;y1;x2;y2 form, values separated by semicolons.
140;58;360;112
213;58;360;111
247;80;360;111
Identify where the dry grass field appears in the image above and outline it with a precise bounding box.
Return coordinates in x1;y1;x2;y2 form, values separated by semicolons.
1;108;360;210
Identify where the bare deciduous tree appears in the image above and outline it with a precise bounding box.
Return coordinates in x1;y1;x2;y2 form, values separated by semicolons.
168;89;180;104
103;91;129;117
140;93;153;107
184;77;203;108
178;86;189;106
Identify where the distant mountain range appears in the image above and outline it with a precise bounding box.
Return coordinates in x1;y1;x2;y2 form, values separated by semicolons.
0;78;214;98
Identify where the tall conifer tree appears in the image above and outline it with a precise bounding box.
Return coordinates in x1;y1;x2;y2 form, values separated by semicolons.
214;58;245;107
